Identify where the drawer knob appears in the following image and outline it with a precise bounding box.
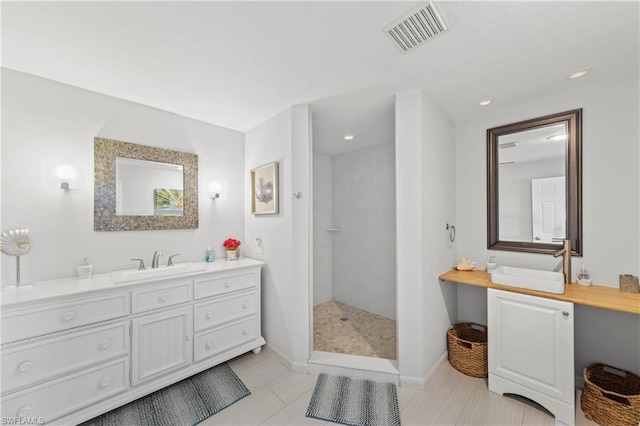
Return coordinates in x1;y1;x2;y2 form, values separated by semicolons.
17;361;32;372
17;406;32;417
186;333;193;341
225;282;232;288
206;311;214;320
159;293;169;302
99;377;112;388
562;311;570;318
61;311;76;321
242;302;249;309
99;339;112;350
205;340;214;349
242;327;249;336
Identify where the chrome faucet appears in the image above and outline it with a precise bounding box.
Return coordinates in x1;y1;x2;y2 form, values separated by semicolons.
151;250;162;269
553;240;572;284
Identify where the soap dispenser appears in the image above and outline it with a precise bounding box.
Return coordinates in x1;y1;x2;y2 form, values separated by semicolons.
78;258;93;279
205;246;215;263
577;264;592;286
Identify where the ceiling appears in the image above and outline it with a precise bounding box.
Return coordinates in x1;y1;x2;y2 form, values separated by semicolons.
2;1;639;154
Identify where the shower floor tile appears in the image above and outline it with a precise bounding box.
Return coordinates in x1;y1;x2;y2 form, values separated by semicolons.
313;300;397;360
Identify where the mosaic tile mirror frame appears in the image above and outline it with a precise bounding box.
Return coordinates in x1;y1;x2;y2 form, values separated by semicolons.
94;137;198;231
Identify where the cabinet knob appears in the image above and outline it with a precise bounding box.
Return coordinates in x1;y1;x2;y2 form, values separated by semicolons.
159;293;169;302
206;311;214;320
61;311;76;321
242;302;249;309
99;339;112;350
17;361;32;372
242;327;249;336
225;282;232;288
17;406;32;417
205;340;214;349
562;311;570;318
186;333;193;341
99;377;112;388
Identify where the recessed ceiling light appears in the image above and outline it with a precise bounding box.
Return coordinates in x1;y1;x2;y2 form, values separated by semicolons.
479;99;492;106
568;69;589;79
343;133;355;141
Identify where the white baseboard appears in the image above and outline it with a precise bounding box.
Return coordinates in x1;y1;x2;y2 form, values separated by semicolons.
292;361;310;374
265;343;293;370
424;352;449;386
399;375;425;390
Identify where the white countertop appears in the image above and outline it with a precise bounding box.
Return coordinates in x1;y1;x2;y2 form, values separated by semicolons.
0;258;265;307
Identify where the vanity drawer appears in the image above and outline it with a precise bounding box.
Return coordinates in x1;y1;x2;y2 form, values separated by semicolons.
194;272;257;300
194;290;257;332
1;321;129;394
0;357;128;423
131;281;192;314
194;317;257;363
1;293;130;344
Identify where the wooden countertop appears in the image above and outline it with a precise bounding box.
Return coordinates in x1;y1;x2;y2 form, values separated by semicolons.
439;269;640;315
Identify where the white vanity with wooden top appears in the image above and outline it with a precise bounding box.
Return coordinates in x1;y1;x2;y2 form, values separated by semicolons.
0;258;265;425
440;269;640;426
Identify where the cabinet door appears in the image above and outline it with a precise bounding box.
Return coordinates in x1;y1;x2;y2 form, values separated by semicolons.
488;289;574;404
131;306;193;386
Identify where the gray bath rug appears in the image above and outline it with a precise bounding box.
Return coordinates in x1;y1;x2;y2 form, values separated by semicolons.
94;363;250;426
306;374;401;426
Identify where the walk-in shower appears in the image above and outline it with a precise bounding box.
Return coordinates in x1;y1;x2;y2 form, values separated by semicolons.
311;96;396;360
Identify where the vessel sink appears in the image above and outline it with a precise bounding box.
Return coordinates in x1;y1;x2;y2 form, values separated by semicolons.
111;263;206;284
490;266;565;294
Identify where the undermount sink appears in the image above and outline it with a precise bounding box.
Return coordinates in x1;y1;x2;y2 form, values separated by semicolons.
490;266;565;294
111;262;206;284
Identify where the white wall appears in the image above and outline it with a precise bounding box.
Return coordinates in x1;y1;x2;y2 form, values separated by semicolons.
312;152;334;306
419;93;458;375
332;141;397;319
455;77;640;376
396;90;458;387
244;105;311;368
1;70;245;285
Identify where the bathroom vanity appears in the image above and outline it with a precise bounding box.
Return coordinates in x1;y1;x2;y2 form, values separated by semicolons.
0;258;265;425
440;269;640;426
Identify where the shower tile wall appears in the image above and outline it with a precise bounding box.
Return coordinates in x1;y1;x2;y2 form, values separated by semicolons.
332;141;396;320
313;153;334;305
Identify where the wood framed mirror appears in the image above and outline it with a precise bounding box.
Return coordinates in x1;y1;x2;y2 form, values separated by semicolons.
487;109;582;255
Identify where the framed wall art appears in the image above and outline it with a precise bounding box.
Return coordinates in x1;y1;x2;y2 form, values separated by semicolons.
251;161;279;215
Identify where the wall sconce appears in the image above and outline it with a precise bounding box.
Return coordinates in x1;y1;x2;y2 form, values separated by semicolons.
43;162;87;190
208;181;226;200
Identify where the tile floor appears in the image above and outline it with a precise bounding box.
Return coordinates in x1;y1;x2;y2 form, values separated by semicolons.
199;346;599;425
313;300;397;360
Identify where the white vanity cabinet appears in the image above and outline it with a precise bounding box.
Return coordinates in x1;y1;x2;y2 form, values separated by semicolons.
131;305;194;385
488;288;575;426
0;259;265;425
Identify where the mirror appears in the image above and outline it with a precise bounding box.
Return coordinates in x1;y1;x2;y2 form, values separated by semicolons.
487;109;582;255
115;158;184;216
95;137;198;231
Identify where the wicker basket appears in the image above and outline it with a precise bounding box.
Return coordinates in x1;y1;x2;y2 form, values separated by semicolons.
581;363;640;426
447;322;487;378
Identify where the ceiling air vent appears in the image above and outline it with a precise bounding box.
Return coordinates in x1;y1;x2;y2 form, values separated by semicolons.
499;142;518;149
384;2;448;53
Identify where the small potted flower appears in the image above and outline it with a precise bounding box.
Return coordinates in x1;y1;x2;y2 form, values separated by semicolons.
223;238;241;261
